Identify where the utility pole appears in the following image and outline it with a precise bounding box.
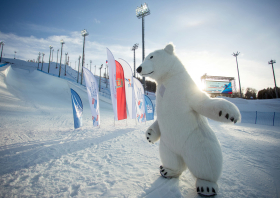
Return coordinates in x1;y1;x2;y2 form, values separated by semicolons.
77;56;81;83
268;60;278;98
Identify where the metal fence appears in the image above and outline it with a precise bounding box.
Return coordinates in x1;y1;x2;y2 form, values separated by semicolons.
240;111;280;126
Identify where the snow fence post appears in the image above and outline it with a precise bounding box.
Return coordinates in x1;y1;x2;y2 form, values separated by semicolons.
255;111;257;124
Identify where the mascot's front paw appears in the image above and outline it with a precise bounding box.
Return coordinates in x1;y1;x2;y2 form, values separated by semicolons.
196;179;218;197
215;101;241;124
146;129;159;144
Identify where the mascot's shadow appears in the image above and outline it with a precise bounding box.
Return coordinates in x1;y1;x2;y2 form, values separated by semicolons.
144;175;210;198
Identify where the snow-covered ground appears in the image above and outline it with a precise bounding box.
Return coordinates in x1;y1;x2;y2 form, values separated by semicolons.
0;59;280;197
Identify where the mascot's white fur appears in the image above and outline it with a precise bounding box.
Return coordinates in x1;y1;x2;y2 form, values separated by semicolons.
137;44;241;196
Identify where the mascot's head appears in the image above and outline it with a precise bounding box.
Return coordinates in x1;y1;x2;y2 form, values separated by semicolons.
136;43;183;82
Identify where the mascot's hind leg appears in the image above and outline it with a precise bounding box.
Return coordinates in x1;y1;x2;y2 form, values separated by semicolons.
159;140;187;178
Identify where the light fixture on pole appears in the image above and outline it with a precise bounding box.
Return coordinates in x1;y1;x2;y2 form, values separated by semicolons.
41;53;45;71
80;29;89;85
37;52;41;69
90;60;92;72
56;49;59;68
136;3;150;92
52;48;54;62
99;64;103;91
131;43;139;77
268;59;278;98
59;39;65;77
65;52;68;76
14;51;17;59
232;51;242;98
77;56;81;83
0;41;5;62
48;45;53;73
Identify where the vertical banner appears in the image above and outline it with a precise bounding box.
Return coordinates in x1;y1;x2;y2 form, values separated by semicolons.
117;58;136;119
133;77;146;123
83;67;100;127
115;60;127;120
144;95;154;121
106;48;118;120
70;89;83;129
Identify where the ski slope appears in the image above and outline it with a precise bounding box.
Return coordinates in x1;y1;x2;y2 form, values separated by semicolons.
0;59;280;198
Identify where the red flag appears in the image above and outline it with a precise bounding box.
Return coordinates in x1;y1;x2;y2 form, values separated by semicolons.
115;60;127;120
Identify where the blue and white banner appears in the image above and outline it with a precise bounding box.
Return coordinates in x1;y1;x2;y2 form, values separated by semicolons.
133;77;146;123
144;95;154;121
70;88;83;129
83;67;100;127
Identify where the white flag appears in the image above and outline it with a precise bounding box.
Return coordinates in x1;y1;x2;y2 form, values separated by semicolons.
118;58;136;119
107;48;118;120
133;77;146;123
83;67;100;127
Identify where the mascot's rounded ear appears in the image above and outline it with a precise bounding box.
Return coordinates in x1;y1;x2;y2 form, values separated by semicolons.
164;43;174;55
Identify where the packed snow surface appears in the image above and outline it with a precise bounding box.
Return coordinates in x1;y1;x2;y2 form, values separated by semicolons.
0;59;280;197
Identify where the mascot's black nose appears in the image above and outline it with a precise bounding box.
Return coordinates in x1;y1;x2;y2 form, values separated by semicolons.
137;66;142;73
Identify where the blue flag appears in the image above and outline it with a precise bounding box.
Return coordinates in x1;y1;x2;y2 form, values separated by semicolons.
144;95;154;121
70;88;83;129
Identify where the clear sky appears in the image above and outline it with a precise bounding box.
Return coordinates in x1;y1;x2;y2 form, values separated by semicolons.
1;0;279;92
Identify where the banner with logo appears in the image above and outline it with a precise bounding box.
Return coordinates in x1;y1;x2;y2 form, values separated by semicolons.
106;48;118;120
83;67;100;126
115;60;127;120
70;88;83;129
117;58;136;119
144;95;154;121
133;77;146;123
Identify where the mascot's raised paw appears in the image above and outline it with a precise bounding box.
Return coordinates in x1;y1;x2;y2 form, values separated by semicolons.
146;129;159;144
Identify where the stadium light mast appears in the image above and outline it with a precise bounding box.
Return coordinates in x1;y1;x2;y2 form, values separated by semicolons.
52;48;54;62
232;51;242;98
90;60;92;72
99;64;103;91
48;45;53;73
14;51;17;59
56;49;59;68
132;43;139;77
59;39;65;77
65;52;68;76
37;52;41;69
0;42;5;62
77;56;81;83
41;53;45;71
136;3;150;92
80;29;89;85
268;59;278;98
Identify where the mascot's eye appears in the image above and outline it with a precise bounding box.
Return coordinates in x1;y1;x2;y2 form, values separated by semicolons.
150;56;153;59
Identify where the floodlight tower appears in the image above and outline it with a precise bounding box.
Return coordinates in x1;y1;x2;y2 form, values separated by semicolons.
65;52;68;76
80;29;89;85
37;52;41;69
90;60;92;72
59;39;65;77
56;49;59;68
268;59;278;98
14;51;17;59
0;41;4;62
77;56;81;83
48;45;53;73
132;43;139;77
41;53;45;71
99;64;103;91
232;51;242;98
136;3;150;92
52;48;54;62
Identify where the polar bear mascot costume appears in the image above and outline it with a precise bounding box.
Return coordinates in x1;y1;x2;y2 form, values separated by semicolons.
136;43;241;196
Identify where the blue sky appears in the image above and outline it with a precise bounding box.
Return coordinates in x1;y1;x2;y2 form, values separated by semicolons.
1;0;280;92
